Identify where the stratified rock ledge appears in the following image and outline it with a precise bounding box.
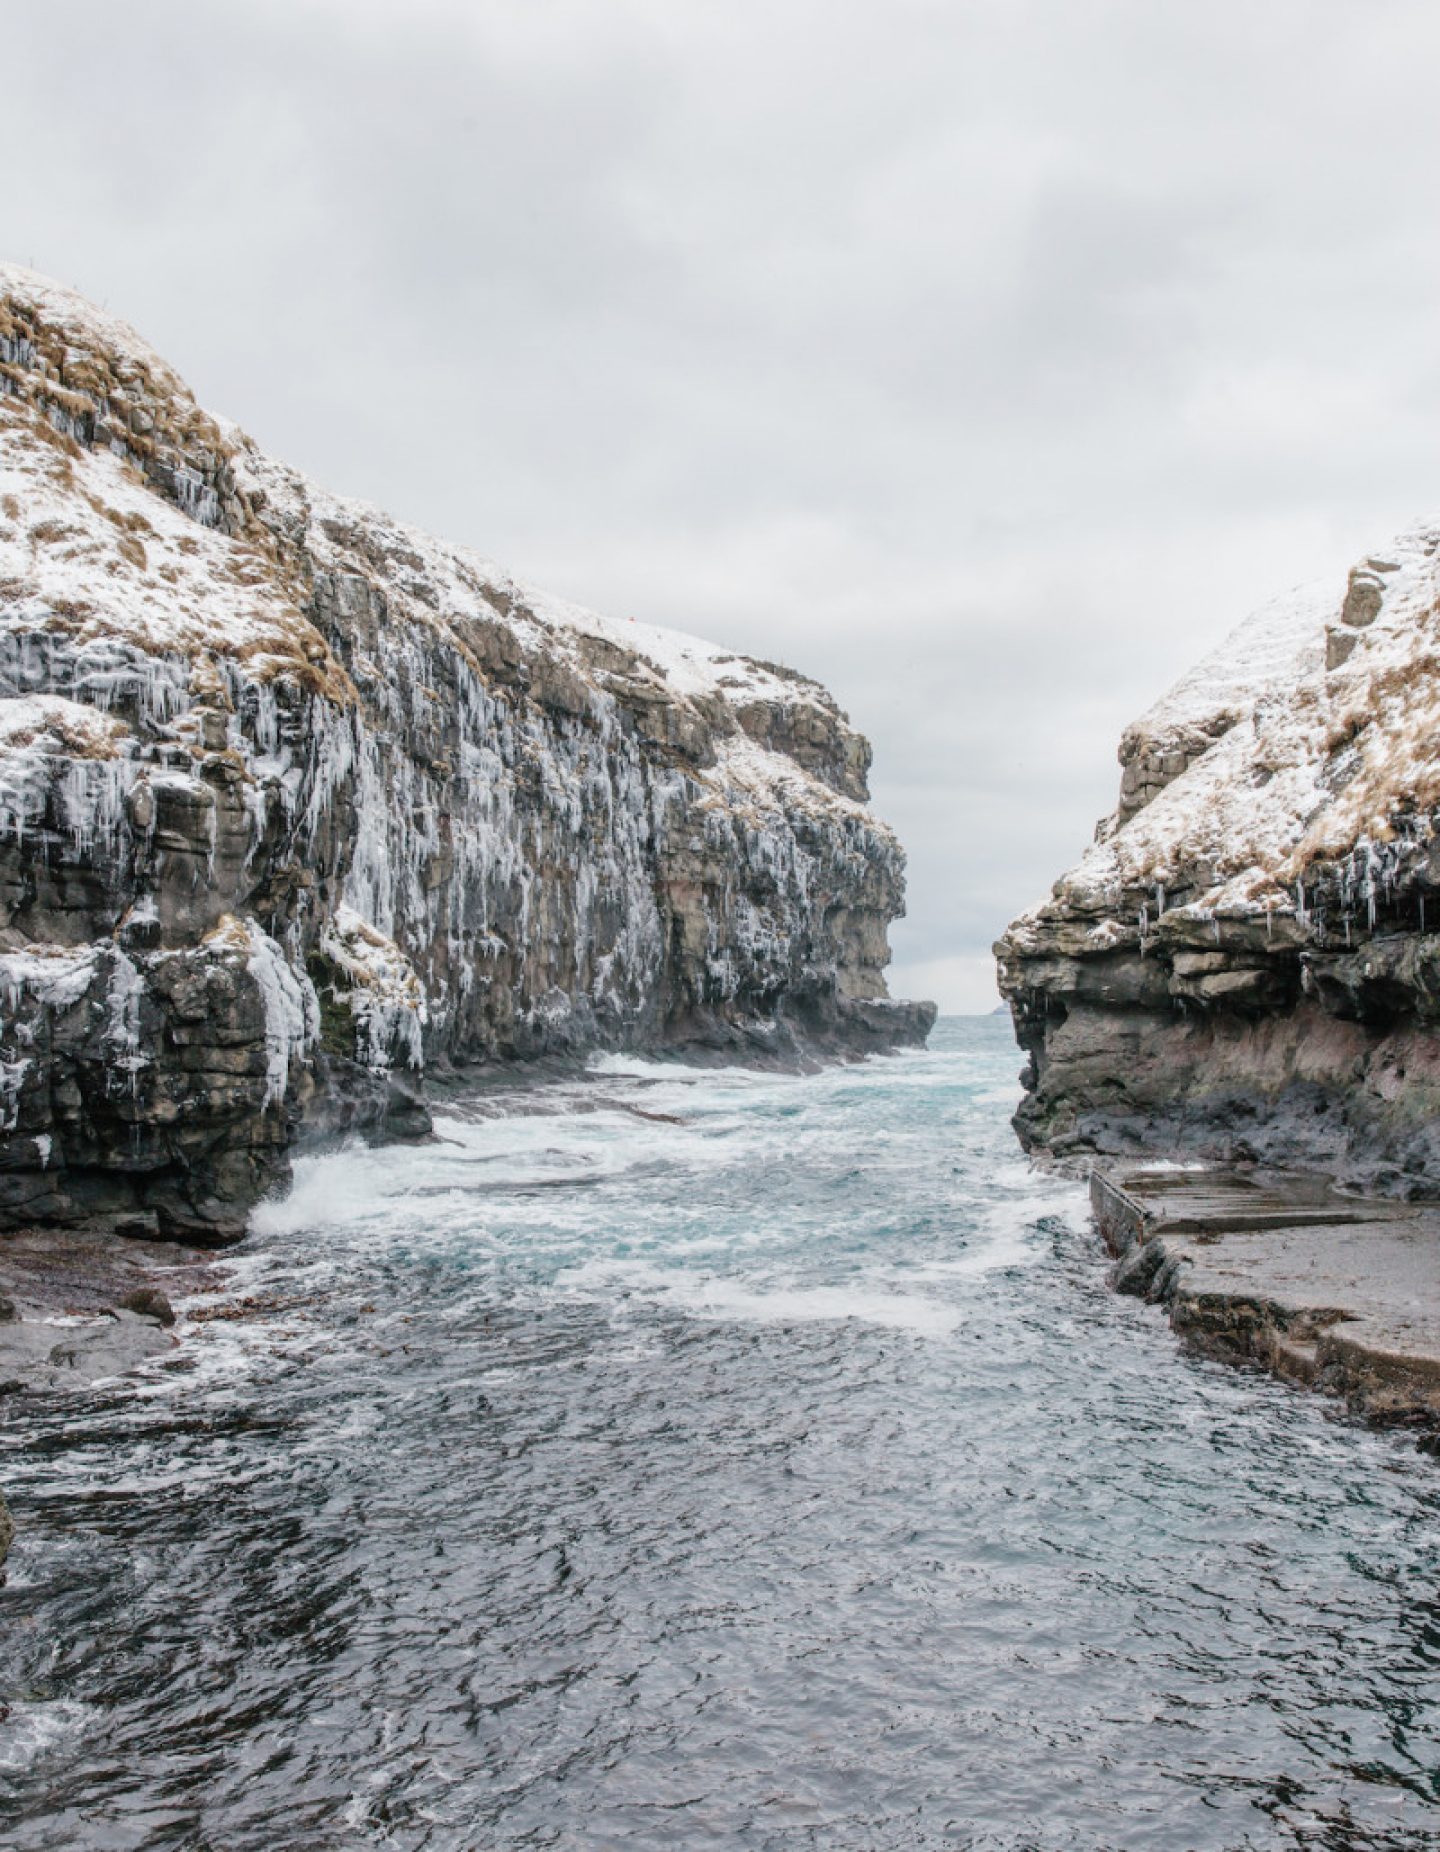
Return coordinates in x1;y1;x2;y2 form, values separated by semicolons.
996;523;1440;1196
1094;1164;1440;1442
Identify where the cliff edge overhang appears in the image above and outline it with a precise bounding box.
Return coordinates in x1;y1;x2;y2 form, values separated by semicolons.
0;265;933;1241
996;522;1440;1193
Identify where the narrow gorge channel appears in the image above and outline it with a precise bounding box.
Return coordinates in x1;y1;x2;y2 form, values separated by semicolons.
3;253;1440;1852
4;1021;1438;1851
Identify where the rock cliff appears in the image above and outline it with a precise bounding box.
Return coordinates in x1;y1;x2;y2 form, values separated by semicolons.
997;524;1440;1194
0;266;931;1242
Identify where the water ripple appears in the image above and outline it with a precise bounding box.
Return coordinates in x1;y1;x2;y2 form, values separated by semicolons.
2;1021;1439;1849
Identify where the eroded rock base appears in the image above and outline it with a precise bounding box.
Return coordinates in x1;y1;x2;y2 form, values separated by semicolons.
1093;1165;1440;1441
0;1223;217;1396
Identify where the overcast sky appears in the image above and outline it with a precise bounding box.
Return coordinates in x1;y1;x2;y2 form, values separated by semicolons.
8;1;1440;1010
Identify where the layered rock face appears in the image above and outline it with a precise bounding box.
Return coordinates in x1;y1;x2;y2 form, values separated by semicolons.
997;527;1440;1194
0;266;931;1241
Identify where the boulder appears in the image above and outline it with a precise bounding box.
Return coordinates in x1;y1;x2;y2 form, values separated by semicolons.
118;1286;175;1326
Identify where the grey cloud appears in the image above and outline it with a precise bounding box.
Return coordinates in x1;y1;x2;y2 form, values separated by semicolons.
8;0;1440;1009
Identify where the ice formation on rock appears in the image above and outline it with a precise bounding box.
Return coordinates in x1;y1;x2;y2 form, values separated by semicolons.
0;265;931;1240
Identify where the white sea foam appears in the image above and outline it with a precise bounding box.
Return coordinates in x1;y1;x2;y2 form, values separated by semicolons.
235;1040;1082;1367
551;1256;965;1337
585;1049;795;1087
0;1700;90;1773
909;1193;1079;1281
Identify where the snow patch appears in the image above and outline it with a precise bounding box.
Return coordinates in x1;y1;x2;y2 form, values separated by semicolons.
1027;523;1440;921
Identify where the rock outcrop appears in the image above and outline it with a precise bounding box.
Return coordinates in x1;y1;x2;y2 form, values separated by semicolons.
997;525;1440;1194
0;266;931;1242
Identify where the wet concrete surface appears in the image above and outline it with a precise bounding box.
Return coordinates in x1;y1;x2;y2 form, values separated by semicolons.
1094;1165;1440;1436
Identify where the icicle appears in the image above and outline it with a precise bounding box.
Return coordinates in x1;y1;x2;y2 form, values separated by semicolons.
104;949;149;1098
243;920;321;1107
0;1056;29;1132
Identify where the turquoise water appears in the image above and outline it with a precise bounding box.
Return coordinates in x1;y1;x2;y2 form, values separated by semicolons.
2;1018;1439;1849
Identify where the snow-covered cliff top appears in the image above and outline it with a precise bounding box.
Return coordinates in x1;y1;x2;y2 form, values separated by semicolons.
1117;577;1333;764
1010;520;1440;935
0;263;864;817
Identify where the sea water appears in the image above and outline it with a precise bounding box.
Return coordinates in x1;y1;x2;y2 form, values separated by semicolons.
1;1018;1438;1850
